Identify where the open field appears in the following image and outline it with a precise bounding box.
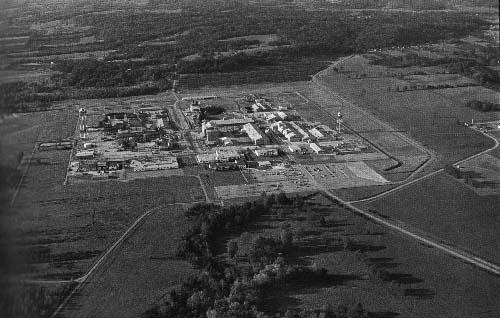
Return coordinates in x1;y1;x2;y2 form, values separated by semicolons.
360;172;500;264
0;70;53;84
455;153;500;195
228;193;500;317
55;205;195;318
316;58;496;167
434;86;500;105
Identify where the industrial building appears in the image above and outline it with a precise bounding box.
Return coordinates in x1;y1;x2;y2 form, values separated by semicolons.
129;157;179;171
309;143;324;154
243;123;268;145
196;148;241;164
202;118;254;134
254;147;279;157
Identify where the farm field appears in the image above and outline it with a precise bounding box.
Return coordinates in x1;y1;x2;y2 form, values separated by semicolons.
225;193;500;317
56;205;195;318
434;86;500;105
454;153;500;195
359;172;500;264
316;58;496;167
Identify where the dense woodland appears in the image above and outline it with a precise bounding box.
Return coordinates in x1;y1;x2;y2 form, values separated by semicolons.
0;1;495;113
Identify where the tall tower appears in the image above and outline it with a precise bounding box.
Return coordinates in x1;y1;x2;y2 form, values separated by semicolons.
337;111;343;135
79;108;88;139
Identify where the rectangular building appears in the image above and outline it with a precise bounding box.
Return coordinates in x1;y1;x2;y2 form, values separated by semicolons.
243;123;268;145
254;148;279;157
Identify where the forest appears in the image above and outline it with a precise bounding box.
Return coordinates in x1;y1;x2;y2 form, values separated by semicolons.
1;1;493;113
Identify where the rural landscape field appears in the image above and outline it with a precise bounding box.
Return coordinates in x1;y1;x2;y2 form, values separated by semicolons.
0;0;499;317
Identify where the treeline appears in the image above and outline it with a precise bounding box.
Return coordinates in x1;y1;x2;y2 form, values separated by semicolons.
177;52;277;74
466;100;500;112
145;193;367;318
52;59;174;88
0;81;168;113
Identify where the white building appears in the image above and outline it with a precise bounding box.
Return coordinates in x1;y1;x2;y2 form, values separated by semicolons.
197;149;241;164
243;123;267;145
308;128;326;141
254;148;279;157
203;118;254;135
75;150;95;159
289;122;311;142
310;143;324;154
129;157;179;171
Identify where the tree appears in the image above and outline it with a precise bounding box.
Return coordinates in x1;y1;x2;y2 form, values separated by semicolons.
280;225;293;249
227;241;238;259
277;191;289;205
319;216;327;227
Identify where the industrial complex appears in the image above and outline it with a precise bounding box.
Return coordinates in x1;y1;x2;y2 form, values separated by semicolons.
66;92;388;199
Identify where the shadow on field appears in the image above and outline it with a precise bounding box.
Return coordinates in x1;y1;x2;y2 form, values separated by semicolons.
367;257;400;269
404;288;435;299
368;311;400;318
262;274;362;312
345;241;386;253
380;272;423;285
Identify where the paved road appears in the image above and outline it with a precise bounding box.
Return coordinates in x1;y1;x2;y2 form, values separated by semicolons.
54;205;195;318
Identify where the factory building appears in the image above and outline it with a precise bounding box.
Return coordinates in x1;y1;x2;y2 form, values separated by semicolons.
76;150;95;159
289;122;312;142
202;118;254;135
308;128;326;141
196;148;241;164
129;157;179;171
254;148;279;157
309;143;324;154
243;123;268;145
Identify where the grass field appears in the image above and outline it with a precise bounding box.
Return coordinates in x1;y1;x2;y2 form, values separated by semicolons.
58;205;195;318
316;59;496;167
434;86;500;105
360;172;500;264
226;193;500;317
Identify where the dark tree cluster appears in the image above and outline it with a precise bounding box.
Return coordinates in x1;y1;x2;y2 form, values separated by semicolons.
466;100;500;112
52;59;174;88
146;194;366;318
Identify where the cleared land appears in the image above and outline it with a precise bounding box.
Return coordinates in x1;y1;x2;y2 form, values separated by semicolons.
360;172;500;264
